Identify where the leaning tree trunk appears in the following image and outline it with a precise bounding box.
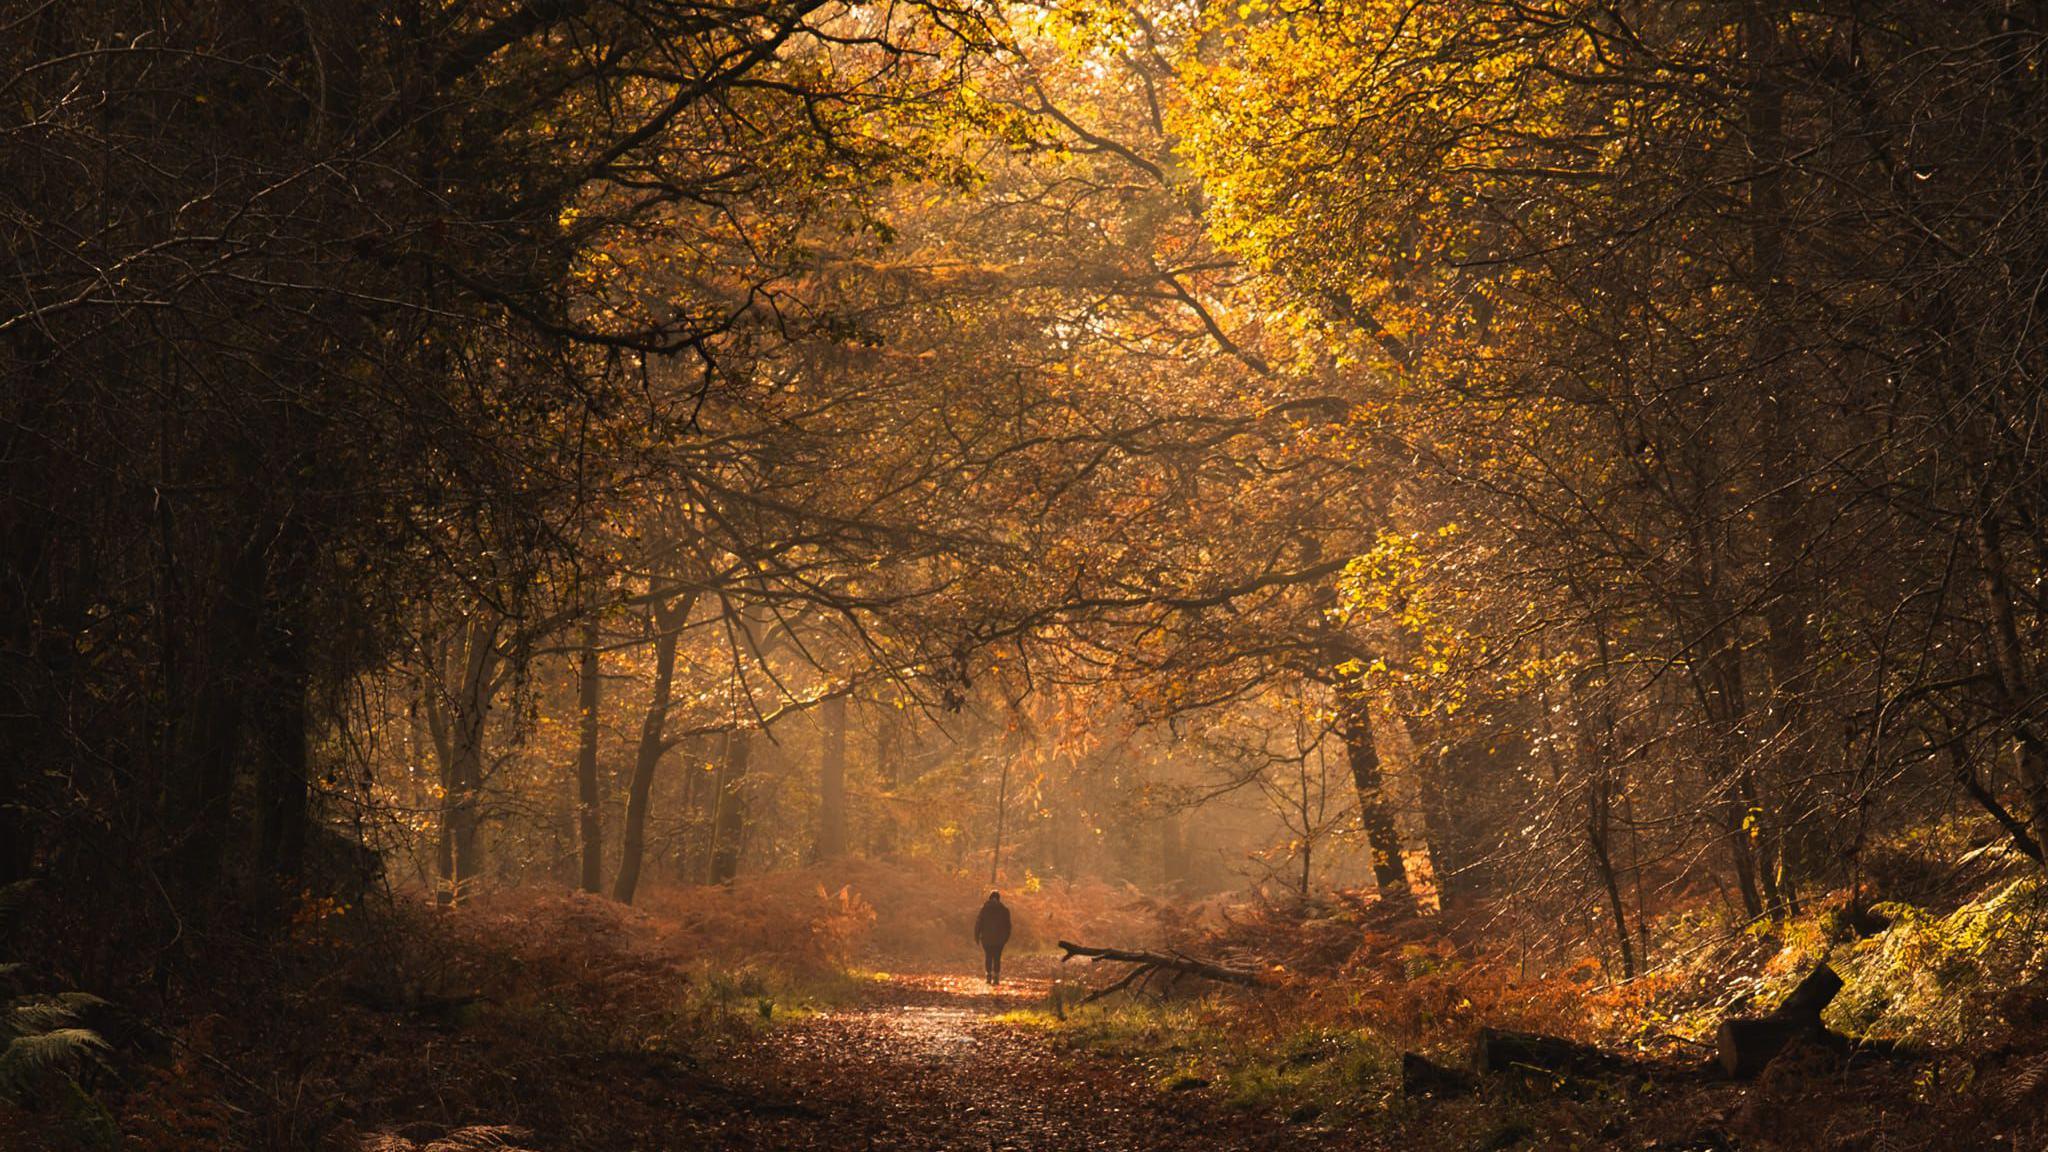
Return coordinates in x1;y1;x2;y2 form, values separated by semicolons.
1977;509;2048;862
575;617;603;894
1586;772;1636;979
990;750;1010;887
1336;684;1411;908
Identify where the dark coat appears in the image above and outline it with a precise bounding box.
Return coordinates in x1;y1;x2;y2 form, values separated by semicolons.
974;898;1011;949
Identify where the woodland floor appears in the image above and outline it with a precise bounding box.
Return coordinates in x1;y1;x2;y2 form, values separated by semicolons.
65;877;2048;1150
704;957;1342;1151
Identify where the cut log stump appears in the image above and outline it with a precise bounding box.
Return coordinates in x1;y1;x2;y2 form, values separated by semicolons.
1715;962;1844;1079
1717;1016;1826;1079
1773;963;1845;1020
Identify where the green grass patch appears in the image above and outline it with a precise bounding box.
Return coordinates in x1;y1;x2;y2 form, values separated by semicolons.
670;962;881;1045
1030;996;1396;1123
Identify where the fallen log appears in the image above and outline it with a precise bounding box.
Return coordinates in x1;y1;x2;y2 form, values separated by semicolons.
341;981;488;1028
1475;1027;1629;1078
1401;1051;1477;1098
1716;962;1844;1079
1055;940;1269;1002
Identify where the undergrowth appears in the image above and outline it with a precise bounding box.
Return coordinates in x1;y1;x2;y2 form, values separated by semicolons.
1017;847;2048;1151
13;842;2048;1149
0;881;113;1149
3;857;1168;1149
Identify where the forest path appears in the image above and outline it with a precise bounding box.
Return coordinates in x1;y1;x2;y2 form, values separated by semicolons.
702;955;1331;1151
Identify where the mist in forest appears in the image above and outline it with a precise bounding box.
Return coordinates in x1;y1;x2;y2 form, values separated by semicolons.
6;1;2048;1148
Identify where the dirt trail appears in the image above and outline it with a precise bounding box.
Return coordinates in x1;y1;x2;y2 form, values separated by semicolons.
701;955;1332;1151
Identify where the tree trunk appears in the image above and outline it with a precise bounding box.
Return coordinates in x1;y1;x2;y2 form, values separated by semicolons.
1746;1;1815;908
1700;618;1769;921
254;495;316;886
1415;740;1459;910
574;617;604;893
450;621;497;903
870;702;900;857
1950;740;2044;861
256;612;309;882
1977;510;2048;861
424;688;453;895
1587;774;1636;979
447;723;485;904
817;692;848;860
428;613;500;906
1336;685;1411;907
684;732;715;880
613;596;682;905
709;728;751;884
694;732;723;882
175;523;267;891
1159;806;1187;888
1579;634;1636;978
990;748;1010;887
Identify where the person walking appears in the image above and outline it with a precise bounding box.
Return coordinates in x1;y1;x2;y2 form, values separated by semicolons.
973;890;1011;986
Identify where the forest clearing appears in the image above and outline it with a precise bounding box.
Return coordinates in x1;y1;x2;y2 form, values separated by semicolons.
7;0;2048;1148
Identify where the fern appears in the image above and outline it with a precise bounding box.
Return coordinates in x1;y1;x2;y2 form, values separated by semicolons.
0;880;33;930
0;879;111;1105
361;1125;538;1152
2006;1054;2048;1108
0;1028;108;1094
426;1126;538;1151
8;992;105;1033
